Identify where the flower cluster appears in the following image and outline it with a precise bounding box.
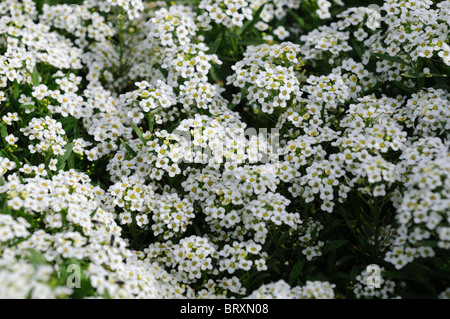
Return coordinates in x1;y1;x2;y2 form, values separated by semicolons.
150;192;195;240
20;116;67;156
245;279;335;299
0;0;449;300
0;214;30;243
304;73;350;110
381;0;450;65
0;258;71;299
353;267;399;299
300;25;352;62
227;42;304;114
121;80;177;124
401;88;450;139
198;0;254;28
182;164;301;245
331;58;378;100
386;138;450;269
145;236;219;286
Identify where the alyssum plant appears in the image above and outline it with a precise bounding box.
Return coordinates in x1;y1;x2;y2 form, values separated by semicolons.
0;0;449;299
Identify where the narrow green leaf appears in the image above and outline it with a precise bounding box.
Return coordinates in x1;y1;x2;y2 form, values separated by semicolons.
210;66;223;85
425;61;447;86
402;72;447;79
67;151;75;169
102;289;111;299
335;255;356;268
129;122;146;143
350;265;359;281
350;40;363;58
288;260;304;285
57;142;74;169
238;3;266;36
90;207;100;218
17;172;24;184
192;224;202;237
305;265;317;273
0;124;7;140
58;117;78;132
26;248;48;269
1;151;23;170
168;119;181;133
393;81;416;94
32;65;40;87
120;138;137;157
13;80;19;100
20;104;36;110
334;271;352;280
288;9;305;28
401;72;422;78
373;53;411;67
239;38;267;46
2;198;11;215
207;38;221;55
254;272;272;283
323;240;349;253
153;62;168;78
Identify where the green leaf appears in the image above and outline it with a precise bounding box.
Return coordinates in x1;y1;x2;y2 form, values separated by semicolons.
335;255;356;268
2;198;11;214
323;240;349;253
209;66;223;85
268;260;280;274
13;80;19;100
31;66;40;87
129;122;146;143
207;38;222;55
67;150;75;169
120;138;137;157
20;104;36;110
239;38;267;46
393;81;416;94
288;9;305;28
102;289;111;299
334;271;352;280
305;265;317;273
373;53;411;67
350;265;359;281
0;124;7;140
254;272;272;284
288;260;305;285
90;207;100;218
238;3;266;36
153;62;168;78
401;72;422;78
26;248;48;269
58;117;78;133
402;72;447;78
350;39;363;58
425;61;447;86
57;142;74;170
192;224;202;237
1;150;23;170
17;172;24;184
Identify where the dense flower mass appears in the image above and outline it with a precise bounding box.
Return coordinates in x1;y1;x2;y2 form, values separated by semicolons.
0;0;449;300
